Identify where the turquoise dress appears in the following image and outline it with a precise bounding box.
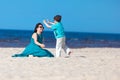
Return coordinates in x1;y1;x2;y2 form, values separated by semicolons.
12;33;54;57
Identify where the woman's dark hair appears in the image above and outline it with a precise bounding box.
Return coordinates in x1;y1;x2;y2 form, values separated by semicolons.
34;23;44;32
54;15;62;22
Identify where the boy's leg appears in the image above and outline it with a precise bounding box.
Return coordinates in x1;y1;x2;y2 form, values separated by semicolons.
62;37;71;55
56;38;63;57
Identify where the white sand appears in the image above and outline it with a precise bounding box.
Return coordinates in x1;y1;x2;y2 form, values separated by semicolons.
0;48;120;80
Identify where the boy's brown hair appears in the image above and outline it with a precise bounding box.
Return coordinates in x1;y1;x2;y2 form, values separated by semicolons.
54;15;62;22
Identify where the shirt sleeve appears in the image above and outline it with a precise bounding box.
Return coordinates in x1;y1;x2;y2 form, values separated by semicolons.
51;24;57;30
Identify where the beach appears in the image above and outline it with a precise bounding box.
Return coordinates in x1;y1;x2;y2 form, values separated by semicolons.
0;30;120;80
0;47;120;80
0;0;120;79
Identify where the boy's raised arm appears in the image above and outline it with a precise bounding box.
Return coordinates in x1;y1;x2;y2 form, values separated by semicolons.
47;19;55;25
43;20;51;28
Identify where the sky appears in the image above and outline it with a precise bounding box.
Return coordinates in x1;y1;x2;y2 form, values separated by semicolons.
0;0;120;33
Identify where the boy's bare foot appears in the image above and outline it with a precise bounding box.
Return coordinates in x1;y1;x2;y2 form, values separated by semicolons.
68;51;72;55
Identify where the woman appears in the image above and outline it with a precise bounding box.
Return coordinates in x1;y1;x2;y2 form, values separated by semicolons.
12;23;54;57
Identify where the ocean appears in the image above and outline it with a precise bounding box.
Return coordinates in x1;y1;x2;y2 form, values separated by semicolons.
0;29;120;48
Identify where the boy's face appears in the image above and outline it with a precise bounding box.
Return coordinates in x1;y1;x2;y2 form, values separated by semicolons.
54;20;57;23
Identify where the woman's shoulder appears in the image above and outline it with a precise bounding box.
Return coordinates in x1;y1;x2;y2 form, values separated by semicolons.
32;32;37;38
32;32;37;35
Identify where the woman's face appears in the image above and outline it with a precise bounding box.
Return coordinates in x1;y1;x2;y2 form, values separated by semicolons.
37;25;44;32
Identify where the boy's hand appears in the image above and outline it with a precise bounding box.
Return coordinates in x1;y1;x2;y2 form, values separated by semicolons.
43;20;47;24
46;19;51;24
43;19;51;28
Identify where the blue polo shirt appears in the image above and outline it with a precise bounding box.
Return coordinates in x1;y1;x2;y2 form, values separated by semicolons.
51;22;65;39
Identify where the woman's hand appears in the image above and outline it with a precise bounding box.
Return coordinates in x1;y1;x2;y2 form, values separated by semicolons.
40;44;45;48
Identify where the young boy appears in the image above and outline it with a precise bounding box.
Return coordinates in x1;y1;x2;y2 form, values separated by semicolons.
43;15;71;57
